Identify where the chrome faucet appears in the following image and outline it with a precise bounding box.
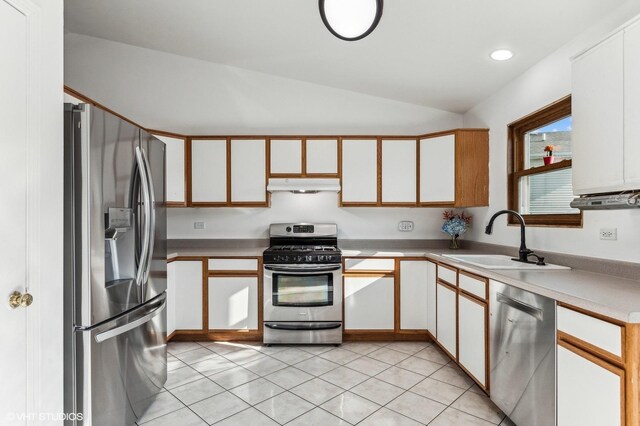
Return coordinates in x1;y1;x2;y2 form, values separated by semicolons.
485;210;546;265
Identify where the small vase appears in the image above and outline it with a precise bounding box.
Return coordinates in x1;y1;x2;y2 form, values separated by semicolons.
543;156;554;165
449;235;461;250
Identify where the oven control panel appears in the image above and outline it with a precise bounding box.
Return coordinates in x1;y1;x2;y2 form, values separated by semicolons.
264;254;342;264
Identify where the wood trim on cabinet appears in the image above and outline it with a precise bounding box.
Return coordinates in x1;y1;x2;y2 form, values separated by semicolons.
201;258;208;332
208;271;259;277
558;331;624;368
624;323;640;426
301;137;307;176
377;138;382;206
557;302;627;327
454;130;489;207
458;269;489;301
394;259;401;332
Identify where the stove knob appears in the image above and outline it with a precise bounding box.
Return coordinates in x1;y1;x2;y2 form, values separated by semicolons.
318;255;325;262
296;255;303;262
284;256;290;262
306;255;313;262
286;226;292;232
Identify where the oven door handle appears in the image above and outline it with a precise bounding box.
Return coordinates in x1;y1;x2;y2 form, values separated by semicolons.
264;322;342;331
264;265;342;273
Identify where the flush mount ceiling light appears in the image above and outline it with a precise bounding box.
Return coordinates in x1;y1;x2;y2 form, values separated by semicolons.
490;49;514;61
319;0;383;41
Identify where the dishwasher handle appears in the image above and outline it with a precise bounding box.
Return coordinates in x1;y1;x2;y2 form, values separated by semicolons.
497;292;544;321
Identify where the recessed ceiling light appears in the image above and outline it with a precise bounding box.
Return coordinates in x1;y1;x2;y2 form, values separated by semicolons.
490;49;514;61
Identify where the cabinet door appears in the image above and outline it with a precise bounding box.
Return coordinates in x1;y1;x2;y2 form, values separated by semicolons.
167;261;176;336
436;282;457;357
344;276;394;330
558;343;623;426
306;139;338;175
572;33;624;195
420;135;455;204
426;261;437;337
270;139;302;175
624;21;640;187
174;260;203;330
154;135;185;205
208;276;258;330
231;139;267;204
191;139;227;204
458;294;487;388
381;139;417;204
341;139;378;204
400;260;428;330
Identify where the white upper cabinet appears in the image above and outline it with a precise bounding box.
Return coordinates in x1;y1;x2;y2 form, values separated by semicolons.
381;139;417;204
154;134;186;205
191;139;227;204
420;135;455;203
270;139;302;175
231;138;267;204
306;139;338;175
624;20;640;186
341;139;378;204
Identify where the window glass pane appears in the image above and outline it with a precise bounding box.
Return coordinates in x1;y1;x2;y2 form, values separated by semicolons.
519;168;579;215
524;116;572;168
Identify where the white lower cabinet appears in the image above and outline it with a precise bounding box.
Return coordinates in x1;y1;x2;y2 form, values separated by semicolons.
344;276;394;330
558;343;623;426
458;294;487;387
426;261;437;337
436;282;457;357
172;260;203;330
167;261;176;336
208;276;258;330
399;260;428;330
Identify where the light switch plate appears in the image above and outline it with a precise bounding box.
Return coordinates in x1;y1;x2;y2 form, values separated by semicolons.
398;221;414;232
194;221;206;230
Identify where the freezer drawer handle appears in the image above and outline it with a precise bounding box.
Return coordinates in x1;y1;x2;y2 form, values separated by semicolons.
264;322;342;331
95;295;166;343
497;292;544;321
264;265;342;273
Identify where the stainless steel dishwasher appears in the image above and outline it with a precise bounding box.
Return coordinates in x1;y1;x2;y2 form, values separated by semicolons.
490;280;556;426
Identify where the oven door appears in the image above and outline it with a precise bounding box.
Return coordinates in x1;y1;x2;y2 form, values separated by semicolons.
263;264;342;322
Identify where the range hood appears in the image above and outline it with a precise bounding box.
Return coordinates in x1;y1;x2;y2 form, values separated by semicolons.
570;193;640;210
267;178;341;193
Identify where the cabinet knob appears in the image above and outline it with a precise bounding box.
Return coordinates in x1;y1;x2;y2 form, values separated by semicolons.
9;291;33;309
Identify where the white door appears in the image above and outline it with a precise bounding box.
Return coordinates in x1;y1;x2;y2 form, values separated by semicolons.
1;0;62;423
344;276;394;330
426;261;437;337
436;282;457;358
381;139;417;204
341;139;378;204
230;139;267;204
458;294;487;387
154;135;186;204
420;135;455;204
208;276;258;330
624;20;640;187
174;261;204;330
399;260;428;329
191;139;227;204
306;139;338;175
270;139;302;175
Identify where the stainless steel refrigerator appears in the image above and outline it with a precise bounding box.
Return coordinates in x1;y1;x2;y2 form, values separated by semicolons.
64;103;167;425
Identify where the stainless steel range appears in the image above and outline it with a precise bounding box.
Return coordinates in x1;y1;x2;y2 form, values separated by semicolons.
263;223;343;345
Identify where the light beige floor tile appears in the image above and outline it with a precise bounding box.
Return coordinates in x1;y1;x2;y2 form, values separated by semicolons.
469;383;486;395
202;341;245;355
375;366;425;390
229;378;285;405
189;392;249;425
139;407;206;426
290;377;344;405
191;357;237;377
345;356;391;376
451;390;505;424
264;366;313;389
169;377;225;405
386;391;447;424
208;366;259;389
297;345;335;355
213;407;279;426
350;378;404;405
167;342;202;355
319;348;362;365
286;407;350;426
268;348;314;365
174;347;218;365
243;356;288;376
430;366;475;389
413;345;450;365
165;366;205;389
395;356;441;376
321;391;380;424
167;356;187;372
430;407;496;426
340;342;382;355
410;377;466;405
254;392;314;424
320;366;369;389
359;407;422;426
222;348;267;365
384;341;430;355
500;415;517;425
368;347;411;365
136;391;185;424
294;356;340;376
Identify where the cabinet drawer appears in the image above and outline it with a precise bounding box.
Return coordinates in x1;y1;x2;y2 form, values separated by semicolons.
208;258;259;272
557;306;622;358
437;264;457;286
459;272;487;300
344;258;395;272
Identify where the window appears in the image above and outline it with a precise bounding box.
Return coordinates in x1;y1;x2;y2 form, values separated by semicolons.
508;96;582;227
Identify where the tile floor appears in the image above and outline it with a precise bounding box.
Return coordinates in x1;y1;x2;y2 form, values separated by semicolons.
138;341;514;426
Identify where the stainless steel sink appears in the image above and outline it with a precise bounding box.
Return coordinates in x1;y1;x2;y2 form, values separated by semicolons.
441;254;570;270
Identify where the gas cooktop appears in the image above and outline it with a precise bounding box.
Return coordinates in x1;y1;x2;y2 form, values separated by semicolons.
263;223;341;264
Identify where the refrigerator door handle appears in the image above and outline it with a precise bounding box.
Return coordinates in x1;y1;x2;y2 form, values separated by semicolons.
140;147;156;286
134;146;152;289
94;294;166;343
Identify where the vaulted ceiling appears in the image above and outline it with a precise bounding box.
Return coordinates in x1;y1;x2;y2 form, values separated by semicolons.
64;0;628;113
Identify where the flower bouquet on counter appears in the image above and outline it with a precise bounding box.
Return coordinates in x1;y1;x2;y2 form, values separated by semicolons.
441;210;472;249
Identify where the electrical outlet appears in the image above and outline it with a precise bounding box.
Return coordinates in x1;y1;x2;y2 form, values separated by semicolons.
194;221;206;230
599;228;617;240
398;221;414;232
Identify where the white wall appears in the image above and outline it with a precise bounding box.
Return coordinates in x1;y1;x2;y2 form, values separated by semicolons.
64;33;462;135
463;2;640;263
169;192;451;240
